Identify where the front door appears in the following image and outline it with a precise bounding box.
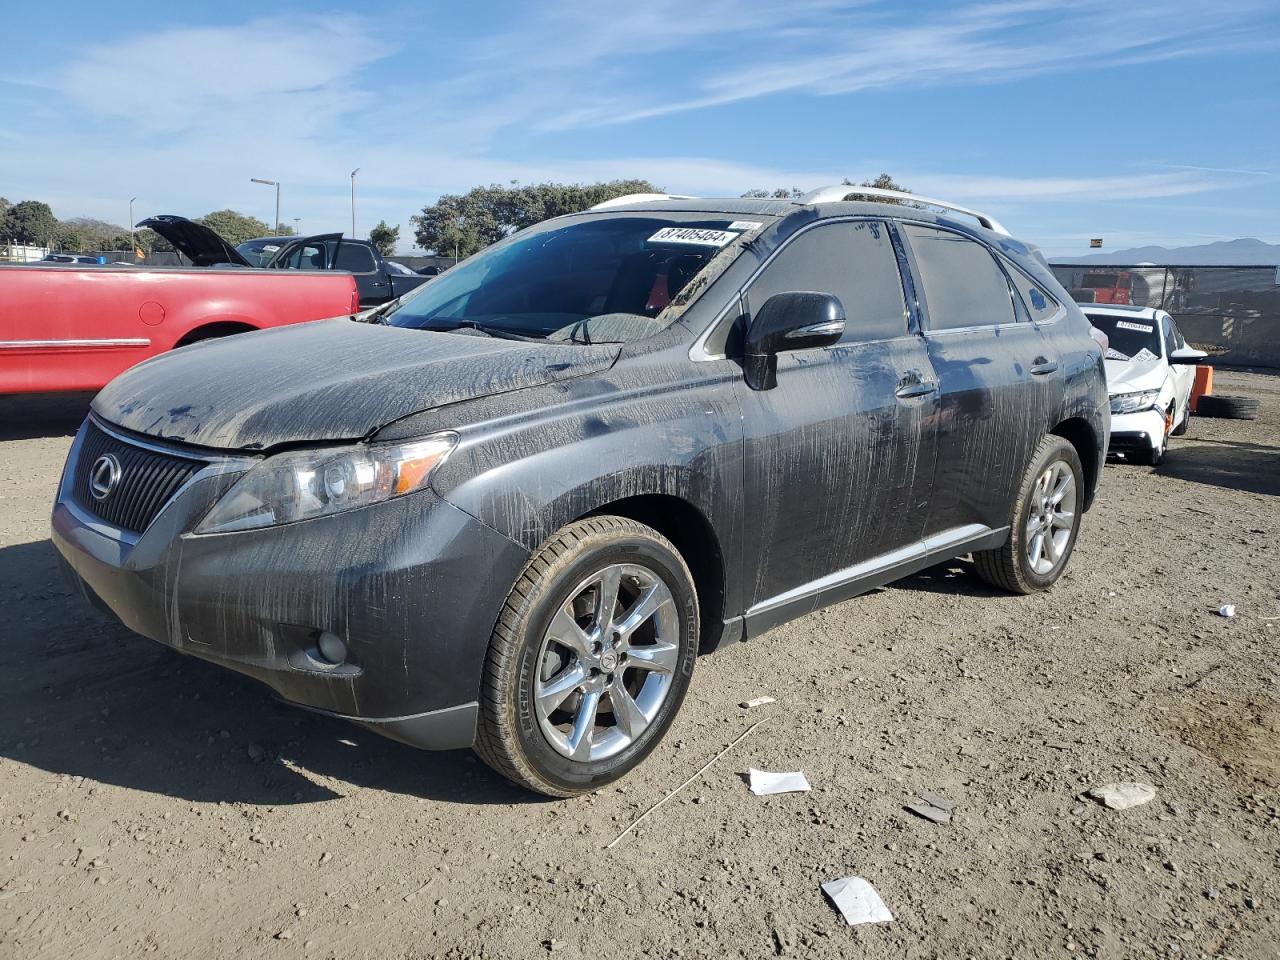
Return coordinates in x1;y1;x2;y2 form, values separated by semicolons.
733;219;939;632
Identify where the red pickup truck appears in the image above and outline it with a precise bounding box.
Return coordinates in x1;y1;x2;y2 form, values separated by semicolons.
0;263;358;394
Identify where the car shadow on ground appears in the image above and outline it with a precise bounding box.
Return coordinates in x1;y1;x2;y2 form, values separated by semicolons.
888;558;1009;598
1157;436;1280;496
0;392;94;440
0;538;542;807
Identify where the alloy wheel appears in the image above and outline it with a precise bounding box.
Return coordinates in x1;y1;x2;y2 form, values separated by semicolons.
1024;460;1077;576
533;563;680;762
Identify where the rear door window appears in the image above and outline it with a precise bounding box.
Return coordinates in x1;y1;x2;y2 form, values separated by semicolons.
335;243;377;273
747;220;908;343
902;225;1016;331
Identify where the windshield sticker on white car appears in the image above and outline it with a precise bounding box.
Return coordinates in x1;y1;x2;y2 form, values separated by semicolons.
1131;347;1158;363
262;244;280;253
647;227;739;248
1105;347;1130;361
728;221;763;231
1115;321;1154;333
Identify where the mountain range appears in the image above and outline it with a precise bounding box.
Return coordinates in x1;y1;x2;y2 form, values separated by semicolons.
1050;238;1280;266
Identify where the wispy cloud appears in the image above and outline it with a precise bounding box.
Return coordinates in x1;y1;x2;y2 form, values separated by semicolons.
59;16;390;138
3;1;1277;255
524;0;1280;128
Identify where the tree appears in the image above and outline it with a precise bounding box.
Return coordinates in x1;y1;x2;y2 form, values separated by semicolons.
0;197;10;238
4;200;62;245
369;220;399;257
840;173;916;205
412;179;660;258
195;209;271;246
740;187;804;199
61;217;133;253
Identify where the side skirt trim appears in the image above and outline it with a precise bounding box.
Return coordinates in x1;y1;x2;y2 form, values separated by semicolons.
748;524;993;617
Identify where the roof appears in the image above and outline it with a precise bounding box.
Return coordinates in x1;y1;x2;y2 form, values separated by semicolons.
583;196;1015;242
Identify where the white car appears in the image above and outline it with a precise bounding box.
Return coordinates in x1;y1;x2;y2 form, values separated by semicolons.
1082;305;1205;464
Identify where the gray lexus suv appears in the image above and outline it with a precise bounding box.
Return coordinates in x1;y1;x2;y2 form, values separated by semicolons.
53;187;1109;796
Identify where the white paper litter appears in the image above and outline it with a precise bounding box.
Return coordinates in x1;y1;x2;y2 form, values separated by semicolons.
821;876;893;925
1218;604;1236;618
748;768;810;795
741;696;776;709
1088;782;1157;810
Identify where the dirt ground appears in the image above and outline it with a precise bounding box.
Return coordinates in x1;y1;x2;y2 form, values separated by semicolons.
1;372;1277;960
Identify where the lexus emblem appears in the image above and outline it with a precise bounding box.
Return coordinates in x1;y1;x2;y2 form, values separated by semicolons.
89;454;123;501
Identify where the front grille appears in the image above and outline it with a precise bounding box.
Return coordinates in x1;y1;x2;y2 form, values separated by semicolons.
73;421;206;533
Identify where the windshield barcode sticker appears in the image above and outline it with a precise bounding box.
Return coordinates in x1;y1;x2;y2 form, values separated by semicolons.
1115;321;1154;333
647;227;739;247
728;221;763;231
1131;347;1157;362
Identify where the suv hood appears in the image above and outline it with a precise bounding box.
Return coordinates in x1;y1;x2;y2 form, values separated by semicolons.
138;215;251;267
93;319;620;450
1105;357;1167;394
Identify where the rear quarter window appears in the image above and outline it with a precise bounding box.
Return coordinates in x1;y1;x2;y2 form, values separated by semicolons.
1004;261;1061;322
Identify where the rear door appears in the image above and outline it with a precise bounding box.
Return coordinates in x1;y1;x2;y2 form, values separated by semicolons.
331;242;388;307
733;219;939;631
899;223;1066;538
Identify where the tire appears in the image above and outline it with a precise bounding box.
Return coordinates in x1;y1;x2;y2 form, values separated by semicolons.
1196;394;1259;421
1171;403;1190;436
1139;434;1165;466
474;516;699;797
974;435;1084;595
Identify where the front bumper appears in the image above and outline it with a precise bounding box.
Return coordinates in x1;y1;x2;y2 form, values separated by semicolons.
51;419;531;749
1107;408;1166;457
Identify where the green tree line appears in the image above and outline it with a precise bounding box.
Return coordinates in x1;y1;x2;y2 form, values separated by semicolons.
4;174;914;261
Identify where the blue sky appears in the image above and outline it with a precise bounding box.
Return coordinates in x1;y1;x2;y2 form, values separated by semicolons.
2;0;1277;256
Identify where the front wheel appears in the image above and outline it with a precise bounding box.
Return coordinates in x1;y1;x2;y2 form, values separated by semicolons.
474;516;699;797
974;435;1084;594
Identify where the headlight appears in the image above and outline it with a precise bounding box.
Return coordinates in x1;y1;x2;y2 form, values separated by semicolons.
1109;390;1161;415
195;432;458;534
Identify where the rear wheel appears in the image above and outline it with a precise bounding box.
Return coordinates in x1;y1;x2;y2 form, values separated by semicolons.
974;435;1084;594
474;517;698;797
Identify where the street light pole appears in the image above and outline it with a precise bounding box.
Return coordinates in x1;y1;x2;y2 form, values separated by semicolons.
129;197;137;256
350;168;360;238
250;178;280;232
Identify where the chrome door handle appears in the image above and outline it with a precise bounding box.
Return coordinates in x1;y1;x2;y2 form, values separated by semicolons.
1030;357;1059;376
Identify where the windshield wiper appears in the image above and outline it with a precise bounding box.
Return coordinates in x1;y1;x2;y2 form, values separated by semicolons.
438;320;542;342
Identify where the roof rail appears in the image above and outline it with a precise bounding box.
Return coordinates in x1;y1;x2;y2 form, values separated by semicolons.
797;185;1010;236
590;192;696;211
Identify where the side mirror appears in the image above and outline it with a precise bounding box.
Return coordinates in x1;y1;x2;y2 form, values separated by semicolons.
1168;346;1207;365
744;292;845;390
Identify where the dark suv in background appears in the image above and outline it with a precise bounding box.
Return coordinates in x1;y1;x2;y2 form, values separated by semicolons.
53;187;1108;796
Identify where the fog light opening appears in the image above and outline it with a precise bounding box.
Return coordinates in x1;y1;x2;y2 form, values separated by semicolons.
317;631;348;665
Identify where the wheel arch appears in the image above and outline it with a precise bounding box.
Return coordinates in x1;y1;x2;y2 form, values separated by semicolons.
581;494;727;654
174;320;258;347
1050;417;1100;511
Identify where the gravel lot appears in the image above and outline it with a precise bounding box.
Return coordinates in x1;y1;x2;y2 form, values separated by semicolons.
2;371;1277;960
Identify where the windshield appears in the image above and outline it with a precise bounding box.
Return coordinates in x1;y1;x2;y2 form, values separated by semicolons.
236;239;285;267
1087;313;1162;361
382;215;752;343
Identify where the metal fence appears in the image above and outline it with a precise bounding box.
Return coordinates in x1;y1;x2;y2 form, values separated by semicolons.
1050;264;1280;369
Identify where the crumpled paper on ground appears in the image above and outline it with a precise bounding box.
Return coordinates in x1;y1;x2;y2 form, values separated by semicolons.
821;876;893;925
747;768;810;795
